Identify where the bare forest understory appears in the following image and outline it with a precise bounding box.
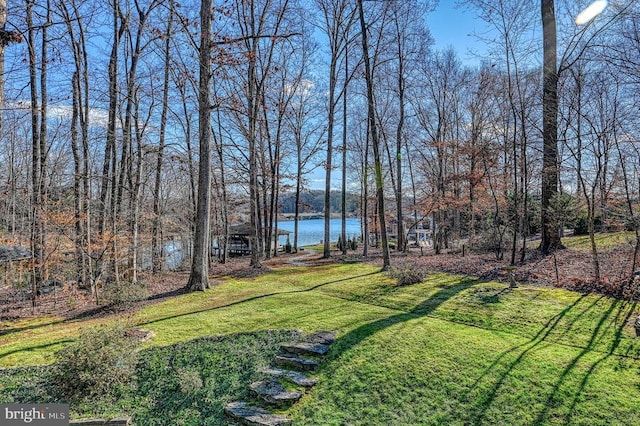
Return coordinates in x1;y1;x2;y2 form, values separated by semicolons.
2;242;638;323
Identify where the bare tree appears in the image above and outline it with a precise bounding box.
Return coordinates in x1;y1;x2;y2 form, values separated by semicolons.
357;0;389;269
0;0;22;135
152;0;176;273
282;33;325;253
26;0;51;304
59;0;93;289
540;0;562;253
315;0;356;258
187;0;214;291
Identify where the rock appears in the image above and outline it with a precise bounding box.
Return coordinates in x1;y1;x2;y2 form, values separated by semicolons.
305;330;336;345
124;328;156;342
249;380;303;406
258;367;318;388
69;418;130;425
280;342;330;357
224;401;291;426
274;353;319;371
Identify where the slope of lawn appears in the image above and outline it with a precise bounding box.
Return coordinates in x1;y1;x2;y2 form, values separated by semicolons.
562;231;636;251
0;329;304;423
1;262;640;424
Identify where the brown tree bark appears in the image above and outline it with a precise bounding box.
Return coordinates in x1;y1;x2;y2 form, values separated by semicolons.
187;0;213;291
358;0;390;270
540;0;562;253
152;0;175;273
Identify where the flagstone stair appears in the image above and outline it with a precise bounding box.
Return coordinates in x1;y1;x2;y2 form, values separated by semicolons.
258;367;318;388
224;330;336;425
224;401;292;426
249;380;303;407
273;353;319;371
280;341;330;357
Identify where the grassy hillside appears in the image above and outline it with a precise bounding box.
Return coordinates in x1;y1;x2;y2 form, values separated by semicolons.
1;263;640;424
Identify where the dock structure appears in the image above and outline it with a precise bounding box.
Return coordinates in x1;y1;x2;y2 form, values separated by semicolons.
212;224;292;257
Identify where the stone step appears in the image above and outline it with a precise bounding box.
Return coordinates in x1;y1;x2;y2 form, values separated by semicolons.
305;330;337;345
280;341;330;357
258;367;319;388
69;419;130;426
224;401;291;426
249;380;303;407
274;353;319;371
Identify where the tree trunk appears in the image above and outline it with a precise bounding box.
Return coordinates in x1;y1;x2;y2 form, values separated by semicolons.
341;52;348;255
540;0;562;253
358;0;390;270
187;0;213;291
152;0;174;273
213;81;230;263
362;119;370;257
27;0;47;305
395;31;405;253
323;55;336;258
71;70;85;285
248;51;261;268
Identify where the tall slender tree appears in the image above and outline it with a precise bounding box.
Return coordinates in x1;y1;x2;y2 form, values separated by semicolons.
187;0;214;291
152;0;176;273
540;0;562;253
315;0;356;258
357;0;389;270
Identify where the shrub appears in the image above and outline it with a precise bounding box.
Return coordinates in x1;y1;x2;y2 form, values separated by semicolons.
548;193;578;232
625;215;640;232
52;324;141;403
101;281;149;308
574;212;602;235
387;261;428;286
468;228;511;258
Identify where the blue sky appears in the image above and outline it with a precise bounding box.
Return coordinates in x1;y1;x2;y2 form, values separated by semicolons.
427;2;489;65
307;2;490;191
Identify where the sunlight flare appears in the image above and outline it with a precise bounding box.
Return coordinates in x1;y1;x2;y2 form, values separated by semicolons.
575;0;608;25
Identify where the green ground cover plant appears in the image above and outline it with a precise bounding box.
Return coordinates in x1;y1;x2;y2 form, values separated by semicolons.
0;330;301;423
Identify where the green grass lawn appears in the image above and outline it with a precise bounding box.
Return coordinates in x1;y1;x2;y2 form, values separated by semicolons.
1;262;640;425
562;231;637;251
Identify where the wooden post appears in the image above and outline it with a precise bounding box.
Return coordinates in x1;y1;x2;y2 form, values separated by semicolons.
503;266;518;288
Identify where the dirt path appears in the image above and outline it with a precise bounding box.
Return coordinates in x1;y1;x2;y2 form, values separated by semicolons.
286;249;318;267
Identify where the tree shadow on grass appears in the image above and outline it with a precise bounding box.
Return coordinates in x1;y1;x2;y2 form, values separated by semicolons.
470;294;591;424
0;270;380;364
138;271;381;327
328;276;481;361
0;320;65;339
471;295;636;425
543;300;636;425
0;340;73;364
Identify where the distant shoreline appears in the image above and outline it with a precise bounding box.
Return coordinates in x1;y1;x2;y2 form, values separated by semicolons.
278;213;358;221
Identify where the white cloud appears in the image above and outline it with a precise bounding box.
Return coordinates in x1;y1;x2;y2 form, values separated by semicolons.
8;101;110;128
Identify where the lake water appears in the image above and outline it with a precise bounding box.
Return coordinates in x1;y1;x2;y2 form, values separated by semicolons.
277;217;361;247
161;217;361;270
